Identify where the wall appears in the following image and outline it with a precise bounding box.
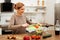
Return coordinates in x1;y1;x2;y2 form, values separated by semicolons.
0;12;14;25
56;0;60;3
0;0;46;25
11;0;46;6
0;0;56;25
45;0;56;25
0;0;4;3
11;0;37;6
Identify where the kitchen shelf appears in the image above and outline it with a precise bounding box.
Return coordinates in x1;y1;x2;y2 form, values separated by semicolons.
24;11;46;13
24;12;39;13
25;6;46;14
25;6;46;9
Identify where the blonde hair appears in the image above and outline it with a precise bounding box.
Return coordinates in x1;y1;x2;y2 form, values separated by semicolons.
13;2;24;10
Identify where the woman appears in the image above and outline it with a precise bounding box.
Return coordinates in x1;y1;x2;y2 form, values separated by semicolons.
9;2;32;34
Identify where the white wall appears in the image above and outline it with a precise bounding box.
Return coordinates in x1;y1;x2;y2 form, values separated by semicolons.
0;0;56;25
12;0;56;25
11;0;37;6
0;12;14;25
56;0;60;3
45;0;56;25
11;0;46;6
0;0;4;3
0;0;46;25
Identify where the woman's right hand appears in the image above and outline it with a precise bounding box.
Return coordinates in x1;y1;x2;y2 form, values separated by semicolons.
22;23;29;28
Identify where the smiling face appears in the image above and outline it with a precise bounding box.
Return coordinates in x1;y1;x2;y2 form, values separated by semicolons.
14;2;24;16
17;6;25;15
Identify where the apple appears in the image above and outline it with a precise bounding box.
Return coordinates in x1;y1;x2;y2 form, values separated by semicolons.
23;35;30;40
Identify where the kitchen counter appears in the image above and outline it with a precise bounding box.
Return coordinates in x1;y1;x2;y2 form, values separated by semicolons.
0;30;60;40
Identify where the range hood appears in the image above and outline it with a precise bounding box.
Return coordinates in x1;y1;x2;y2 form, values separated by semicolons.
1;0;14;12
4;0;11;3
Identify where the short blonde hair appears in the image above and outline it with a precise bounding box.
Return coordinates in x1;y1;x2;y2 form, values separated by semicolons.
13;2;24;10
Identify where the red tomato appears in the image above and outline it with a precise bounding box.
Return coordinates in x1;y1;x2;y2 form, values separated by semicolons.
35;25;39;28
36;35;41;39
31;35;36;39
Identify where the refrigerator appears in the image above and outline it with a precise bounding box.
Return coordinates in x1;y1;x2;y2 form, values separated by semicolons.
55;3;60;24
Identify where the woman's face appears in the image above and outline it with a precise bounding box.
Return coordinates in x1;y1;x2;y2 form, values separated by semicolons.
17;6;25;15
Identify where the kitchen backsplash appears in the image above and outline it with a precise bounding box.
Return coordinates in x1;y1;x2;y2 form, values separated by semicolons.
0;12;14;25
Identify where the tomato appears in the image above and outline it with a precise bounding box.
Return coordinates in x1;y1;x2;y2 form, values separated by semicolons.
23;35;30;40
31;35;36;39
35;25;39;28
36;35;41;39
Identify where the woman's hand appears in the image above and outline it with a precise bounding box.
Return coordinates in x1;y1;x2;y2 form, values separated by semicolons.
22;23;29;28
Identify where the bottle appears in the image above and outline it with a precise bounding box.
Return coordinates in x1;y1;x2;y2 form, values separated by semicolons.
42;0;44;7
55;19;60;35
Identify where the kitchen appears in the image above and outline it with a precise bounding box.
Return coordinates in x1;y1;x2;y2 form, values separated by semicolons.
0;0;60;40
